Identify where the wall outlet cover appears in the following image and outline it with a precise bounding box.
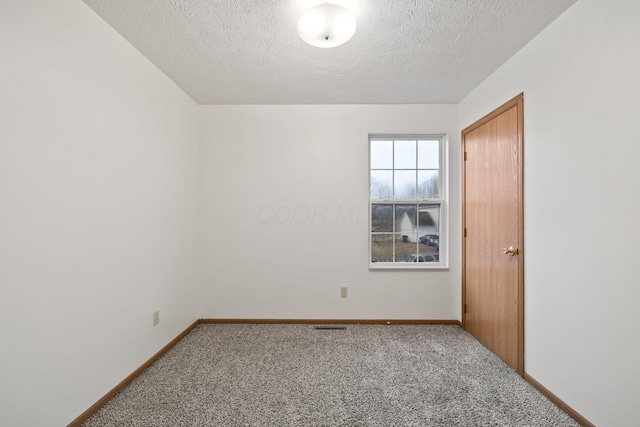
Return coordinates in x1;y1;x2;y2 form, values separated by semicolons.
153;310;160;326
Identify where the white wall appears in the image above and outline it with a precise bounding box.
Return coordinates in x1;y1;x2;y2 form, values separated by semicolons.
0;1;201;425
200;105;461;320
458;0;640;425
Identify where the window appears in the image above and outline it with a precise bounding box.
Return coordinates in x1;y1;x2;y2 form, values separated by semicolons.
369;135;447;268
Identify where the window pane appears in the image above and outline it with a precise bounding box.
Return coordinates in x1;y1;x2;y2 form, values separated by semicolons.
416;241;439;261
418;140;439;169
371;170;392;199
418;170;439;199
394;140;416;169
371;234;394;263
418;204;440;261
370;140;393;169
371;204;393;232
417;204;440;232
394;234;420;263
394;170;416;198
395;204;417;235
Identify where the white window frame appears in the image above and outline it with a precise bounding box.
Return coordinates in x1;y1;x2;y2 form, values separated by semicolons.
369;134;448;269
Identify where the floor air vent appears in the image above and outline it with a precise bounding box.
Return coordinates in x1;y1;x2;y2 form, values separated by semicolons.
313;326;347;330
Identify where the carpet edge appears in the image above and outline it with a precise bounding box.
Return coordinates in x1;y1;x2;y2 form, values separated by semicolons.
524;372;596;427
198;318;462;325
67;319;201;427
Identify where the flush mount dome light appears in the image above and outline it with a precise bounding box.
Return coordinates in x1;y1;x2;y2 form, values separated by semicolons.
297;3;357;48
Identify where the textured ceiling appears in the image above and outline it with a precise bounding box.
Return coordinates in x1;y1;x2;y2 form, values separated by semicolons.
82;0;576;105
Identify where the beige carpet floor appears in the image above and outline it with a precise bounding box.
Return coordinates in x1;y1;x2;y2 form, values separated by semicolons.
83;324;579;426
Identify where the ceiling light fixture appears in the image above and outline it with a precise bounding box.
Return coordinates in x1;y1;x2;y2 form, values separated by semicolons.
297;3;357;48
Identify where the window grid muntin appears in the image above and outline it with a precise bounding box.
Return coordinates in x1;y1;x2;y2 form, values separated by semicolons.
370;201;442;262
370;138;442;201
369;135;446;268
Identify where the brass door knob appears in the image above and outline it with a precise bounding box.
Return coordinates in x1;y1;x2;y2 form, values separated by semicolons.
503;246;518;256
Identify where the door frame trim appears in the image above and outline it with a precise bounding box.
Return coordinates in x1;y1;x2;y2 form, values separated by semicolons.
461;93;525;375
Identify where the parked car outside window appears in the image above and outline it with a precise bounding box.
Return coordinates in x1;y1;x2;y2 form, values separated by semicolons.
403;253;439;263
419;234;439;248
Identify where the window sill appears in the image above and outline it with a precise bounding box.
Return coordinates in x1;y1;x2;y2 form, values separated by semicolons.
369;263;449;270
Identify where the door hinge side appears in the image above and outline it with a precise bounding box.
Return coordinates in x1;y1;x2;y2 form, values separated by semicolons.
464;152;467;161
464;228;467;237
464;304;468;314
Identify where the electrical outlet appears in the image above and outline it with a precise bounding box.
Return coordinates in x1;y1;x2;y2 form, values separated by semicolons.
153;310;159;326
340;286;348;298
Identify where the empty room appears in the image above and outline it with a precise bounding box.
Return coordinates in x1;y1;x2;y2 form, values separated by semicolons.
1;0;638;426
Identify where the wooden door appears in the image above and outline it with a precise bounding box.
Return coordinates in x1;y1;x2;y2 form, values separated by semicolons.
462;94;524;375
